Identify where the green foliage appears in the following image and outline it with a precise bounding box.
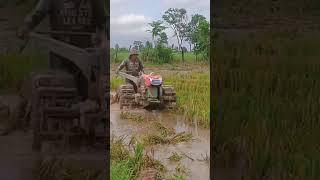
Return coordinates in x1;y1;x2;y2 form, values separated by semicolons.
110;49;129;63
158;32;168;45
111;136;165;180
213;36;320;179
110;161;133;180
154;44;173;64
185;14;206;51
0;51;47;90
147;20;167;46
163;8;188;61
169;175;185;180
194;20;210;58
140;44;173;64
110;75;123;90
140;46;157;63
145;41;153;49
188;15;210;60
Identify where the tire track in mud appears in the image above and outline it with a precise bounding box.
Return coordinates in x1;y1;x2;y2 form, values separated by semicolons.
110;100;210;180
0;94;107;180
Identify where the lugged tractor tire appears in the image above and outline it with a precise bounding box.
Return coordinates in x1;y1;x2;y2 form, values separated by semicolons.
162;85;176;109
27;71;77;152
31;110;42;152
119;84;135;110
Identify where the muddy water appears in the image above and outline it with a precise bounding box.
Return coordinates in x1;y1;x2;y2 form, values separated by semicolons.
0;94;107;180
110;102;210;180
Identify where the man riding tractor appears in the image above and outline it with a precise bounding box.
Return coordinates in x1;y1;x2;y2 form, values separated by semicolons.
17;0;108;60
113;49;177;110
115;48;144;92
11;0;109;150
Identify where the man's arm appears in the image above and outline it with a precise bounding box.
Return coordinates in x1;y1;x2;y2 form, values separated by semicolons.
116;60;127;73
18;0;51;39
24;0;51;30
139;60;144;73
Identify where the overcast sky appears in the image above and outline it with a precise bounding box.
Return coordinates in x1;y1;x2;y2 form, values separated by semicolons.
110;0;210;48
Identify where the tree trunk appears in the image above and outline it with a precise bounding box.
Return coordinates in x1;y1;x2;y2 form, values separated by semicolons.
189;43;192;52
115;49;118;61
181;48;185;62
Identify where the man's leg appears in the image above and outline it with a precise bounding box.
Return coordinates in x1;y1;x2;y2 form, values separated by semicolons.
49;52;68;71
126;79;137;93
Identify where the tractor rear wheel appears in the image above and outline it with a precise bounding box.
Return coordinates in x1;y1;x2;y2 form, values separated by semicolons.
119;84;135;110
162;85;176;109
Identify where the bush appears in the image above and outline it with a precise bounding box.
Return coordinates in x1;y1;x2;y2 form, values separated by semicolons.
155;44;173;64
140;47;157;63
140;44;173;64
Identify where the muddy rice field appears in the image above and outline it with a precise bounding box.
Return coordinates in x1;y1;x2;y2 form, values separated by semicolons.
110;98;210;179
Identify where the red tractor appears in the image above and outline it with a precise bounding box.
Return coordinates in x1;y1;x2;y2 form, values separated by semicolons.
116;71;176;110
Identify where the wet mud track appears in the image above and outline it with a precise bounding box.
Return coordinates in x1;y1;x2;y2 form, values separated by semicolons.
0;130;107;180
110;101;210;180
0;94;107;180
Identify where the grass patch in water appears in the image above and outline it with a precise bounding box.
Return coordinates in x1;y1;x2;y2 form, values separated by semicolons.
143;131;193;146
153;121;175;137
34;158;103;180
169;175;185;180
168;152;183;163
110;75;124;91
143;122;193;145
120;111;144;123
111;135;166;180
174;163;190;176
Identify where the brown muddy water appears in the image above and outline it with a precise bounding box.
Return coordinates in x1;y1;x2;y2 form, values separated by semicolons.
0;94;107;180
110;99;210;180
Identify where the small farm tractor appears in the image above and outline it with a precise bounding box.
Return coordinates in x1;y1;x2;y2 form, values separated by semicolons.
20;31;109;151
116;71;176;110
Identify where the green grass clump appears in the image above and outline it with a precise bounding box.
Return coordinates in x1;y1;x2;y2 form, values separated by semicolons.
169;132;193;144
213;34;320;179
0;51;47;90
34;158;104;180
120;111;144;123
143;134;167;145
110;136;130;162
169;175;185;180
168;152;183;163
172;52;207;62
153;121;175;137
143;126;192;146
111;136;166;180
174;163;190;176
110;75;124;91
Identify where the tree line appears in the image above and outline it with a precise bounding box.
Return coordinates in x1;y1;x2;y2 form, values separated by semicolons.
112;8;210;63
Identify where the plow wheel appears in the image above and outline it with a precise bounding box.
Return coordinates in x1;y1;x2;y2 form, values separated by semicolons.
162;85;176;109
118;84;135;110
